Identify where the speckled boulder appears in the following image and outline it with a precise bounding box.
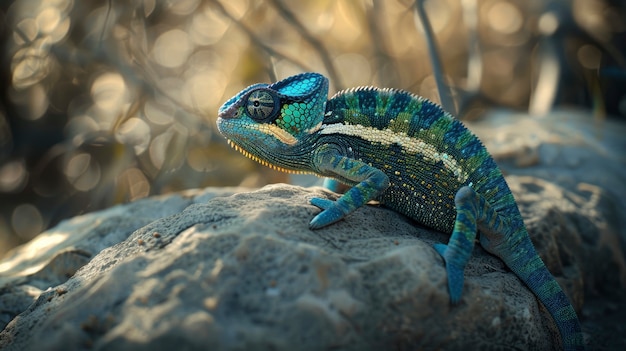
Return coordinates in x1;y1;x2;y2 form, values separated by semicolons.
0;182;595;351
0;111;624;350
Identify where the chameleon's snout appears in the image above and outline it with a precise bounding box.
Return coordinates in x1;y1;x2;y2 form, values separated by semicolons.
217;103;239;119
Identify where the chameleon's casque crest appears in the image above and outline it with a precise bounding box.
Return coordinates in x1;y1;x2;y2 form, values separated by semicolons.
218;72;328;137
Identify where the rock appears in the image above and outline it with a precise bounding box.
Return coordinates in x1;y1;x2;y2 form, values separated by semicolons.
0;181;604;351
0;110;624;350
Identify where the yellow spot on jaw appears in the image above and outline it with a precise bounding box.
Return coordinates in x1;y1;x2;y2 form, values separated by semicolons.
259;124;298;145
218;117;298;146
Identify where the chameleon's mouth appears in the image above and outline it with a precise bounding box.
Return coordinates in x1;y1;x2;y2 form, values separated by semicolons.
226;139;308;174
218;116;299;147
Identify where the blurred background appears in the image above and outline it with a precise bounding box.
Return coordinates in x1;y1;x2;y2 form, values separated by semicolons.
0;0;624;256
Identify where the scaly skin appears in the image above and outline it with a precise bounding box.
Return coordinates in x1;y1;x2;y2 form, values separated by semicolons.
216;72;584;350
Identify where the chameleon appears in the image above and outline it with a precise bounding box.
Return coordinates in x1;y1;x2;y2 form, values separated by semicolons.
216;72;585;350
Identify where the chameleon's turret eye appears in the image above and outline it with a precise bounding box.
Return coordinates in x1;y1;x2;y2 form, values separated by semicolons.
245;89;280;123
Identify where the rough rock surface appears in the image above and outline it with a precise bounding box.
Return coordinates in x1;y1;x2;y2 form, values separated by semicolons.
0;111;624;350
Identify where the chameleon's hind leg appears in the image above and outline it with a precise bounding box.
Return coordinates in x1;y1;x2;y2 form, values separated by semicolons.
434;185;509;303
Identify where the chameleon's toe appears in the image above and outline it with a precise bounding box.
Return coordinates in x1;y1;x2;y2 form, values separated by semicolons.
310;197;335;210
434;243;465;304
309;199;347;229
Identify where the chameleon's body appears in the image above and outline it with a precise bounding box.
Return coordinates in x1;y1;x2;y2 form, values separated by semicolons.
217;73;584;350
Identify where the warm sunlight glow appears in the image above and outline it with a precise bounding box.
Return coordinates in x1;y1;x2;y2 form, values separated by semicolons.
0;231;69;276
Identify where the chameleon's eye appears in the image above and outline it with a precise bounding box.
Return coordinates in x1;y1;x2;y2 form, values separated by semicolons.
245;89;280;123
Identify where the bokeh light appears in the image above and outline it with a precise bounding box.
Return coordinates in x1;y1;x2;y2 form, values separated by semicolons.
12;204;43;240
487;2;522;35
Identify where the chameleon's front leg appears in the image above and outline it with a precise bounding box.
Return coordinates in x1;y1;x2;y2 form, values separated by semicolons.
309;146;389;229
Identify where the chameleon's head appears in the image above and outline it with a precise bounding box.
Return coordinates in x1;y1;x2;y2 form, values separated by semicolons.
216;73;328;171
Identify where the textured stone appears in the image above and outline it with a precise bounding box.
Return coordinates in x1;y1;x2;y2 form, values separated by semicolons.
0;181;604;350
0;111;624;350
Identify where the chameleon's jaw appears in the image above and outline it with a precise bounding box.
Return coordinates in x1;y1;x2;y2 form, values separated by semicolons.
216;117;298;146
225;139;273;169
225;139;306;174
217;117;311;174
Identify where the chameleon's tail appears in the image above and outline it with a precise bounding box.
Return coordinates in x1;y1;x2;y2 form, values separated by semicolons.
441;186;584;349
500;235;585;351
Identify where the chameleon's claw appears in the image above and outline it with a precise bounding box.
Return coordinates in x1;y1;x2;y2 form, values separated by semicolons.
309;198;347;229
434;243;465;304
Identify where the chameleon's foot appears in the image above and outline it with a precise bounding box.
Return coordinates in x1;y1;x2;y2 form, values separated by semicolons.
434;243;465;304
309;197;347;229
